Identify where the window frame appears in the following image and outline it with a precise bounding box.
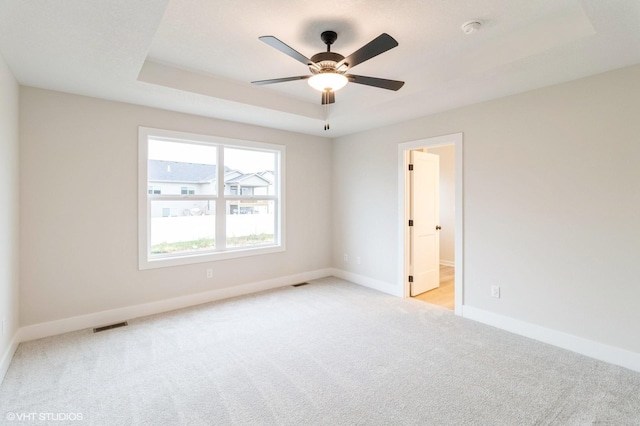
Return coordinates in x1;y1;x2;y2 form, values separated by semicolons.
138;127;285;270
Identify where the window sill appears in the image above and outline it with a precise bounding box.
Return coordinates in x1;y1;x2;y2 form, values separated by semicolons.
139;244;285;270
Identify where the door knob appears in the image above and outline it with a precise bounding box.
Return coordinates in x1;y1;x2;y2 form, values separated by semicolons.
436;225;442;230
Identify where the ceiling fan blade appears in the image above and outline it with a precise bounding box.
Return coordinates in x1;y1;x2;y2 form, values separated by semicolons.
251;75;310;86
337;33;399;69
346;74;405;91
259;36;315;67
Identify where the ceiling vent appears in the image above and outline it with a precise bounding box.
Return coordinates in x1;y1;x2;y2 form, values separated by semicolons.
93;321;128;333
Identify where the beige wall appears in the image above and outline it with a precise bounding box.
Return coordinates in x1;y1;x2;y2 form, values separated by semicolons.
12;62;640;364
19;88;332;326
427;145;455;265
0;53;19;372
333;64;640;354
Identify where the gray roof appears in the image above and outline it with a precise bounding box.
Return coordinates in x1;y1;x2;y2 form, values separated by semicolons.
149;160;220;183
149;160;273;186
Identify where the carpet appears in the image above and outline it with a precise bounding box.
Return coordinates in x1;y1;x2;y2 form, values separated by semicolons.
1;277;639;425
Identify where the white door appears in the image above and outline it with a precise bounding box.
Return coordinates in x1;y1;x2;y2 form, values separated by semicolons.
409;150;440;296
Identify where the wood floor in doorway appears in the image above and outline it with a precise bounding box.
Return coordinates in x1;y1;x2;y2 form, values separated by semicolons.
412;265;454;310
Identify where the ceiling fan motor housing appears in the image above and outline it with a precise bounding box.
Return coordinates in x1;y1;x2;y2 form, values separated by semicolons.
309;51;346;74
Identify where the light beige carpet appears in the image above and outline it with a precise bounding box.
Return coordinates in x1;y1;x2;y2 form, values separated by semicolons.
1;277;640;425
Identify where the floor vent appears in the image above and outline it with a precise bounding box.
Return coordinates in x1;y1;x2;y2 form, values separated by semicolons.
292;282;309;287
93;321;128;333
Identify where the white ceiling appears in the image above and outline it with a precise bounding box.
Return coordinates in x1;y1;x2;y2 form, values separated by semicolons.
1;0;639;137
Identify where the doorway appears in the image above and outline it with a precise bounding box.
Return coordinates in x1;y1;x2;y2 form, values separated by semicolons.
397;133;463;315
412;264;455;310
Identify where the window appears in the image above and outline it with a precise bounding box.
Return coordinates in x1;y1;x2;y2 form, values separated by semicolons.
139;127;285;269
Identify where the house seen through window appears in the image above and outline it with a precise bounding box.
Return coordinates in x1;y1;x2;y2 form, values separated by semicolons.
138;127;284;269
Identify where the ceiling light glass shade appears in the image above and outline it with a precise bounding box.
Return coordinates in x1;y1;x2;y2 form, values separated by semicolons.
308;73;348;92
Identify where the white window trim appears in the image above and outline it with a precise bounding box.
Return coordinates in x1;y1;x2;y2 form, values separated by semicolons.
138;127;286;270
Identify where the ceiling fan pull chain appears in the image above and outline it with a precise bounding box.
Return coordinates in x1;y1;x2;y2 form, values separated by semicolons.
323;103;330;131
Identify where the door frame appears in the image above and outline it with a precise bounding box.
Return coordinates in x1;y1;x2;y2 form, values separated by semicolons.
397;133;464;315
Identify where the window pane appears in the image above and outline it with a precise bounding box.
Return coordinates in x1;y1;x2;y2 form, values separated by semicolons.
148;139;217;196
224;148;276;196
150;200;216;255
226;200;275;248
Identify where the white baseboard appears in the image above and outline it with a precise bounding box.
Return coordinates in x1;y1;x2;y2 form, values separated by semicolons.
0;333;20;386
331;268;401;297
463;306;640;373
440;260;455;267
19;268;333;343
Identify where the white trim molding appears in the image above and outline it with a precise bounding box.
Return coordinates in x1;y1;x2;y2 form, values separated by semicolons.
19;269;332;343
463;306;640;373
138;126;286;270
397;133;464;315
0;333;20;386
331;269;400;297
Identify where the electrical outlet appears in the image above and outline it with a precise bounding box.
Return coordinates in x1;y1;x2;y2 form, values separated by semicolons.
356;256;361;265
491;285;501;298
343;254;348;262
206;269;213;279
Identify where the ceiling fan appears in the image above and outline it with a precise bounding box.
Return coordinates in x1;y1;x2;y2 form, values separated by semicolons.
251;31;405;108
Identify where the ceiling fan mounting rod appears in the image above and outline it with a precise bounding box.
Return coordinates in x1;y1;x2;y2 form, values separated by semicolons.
321;30;337;52
309;31;345;73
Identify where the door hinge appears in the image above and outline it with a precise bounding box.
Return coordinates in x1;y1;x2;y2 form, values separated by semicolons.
408;164;414;171
408;219;413;227
408;275;414;283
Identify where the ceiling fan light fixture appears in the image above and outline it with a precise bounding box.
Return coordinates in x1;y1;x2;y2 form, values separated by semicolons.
308;72;348;92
